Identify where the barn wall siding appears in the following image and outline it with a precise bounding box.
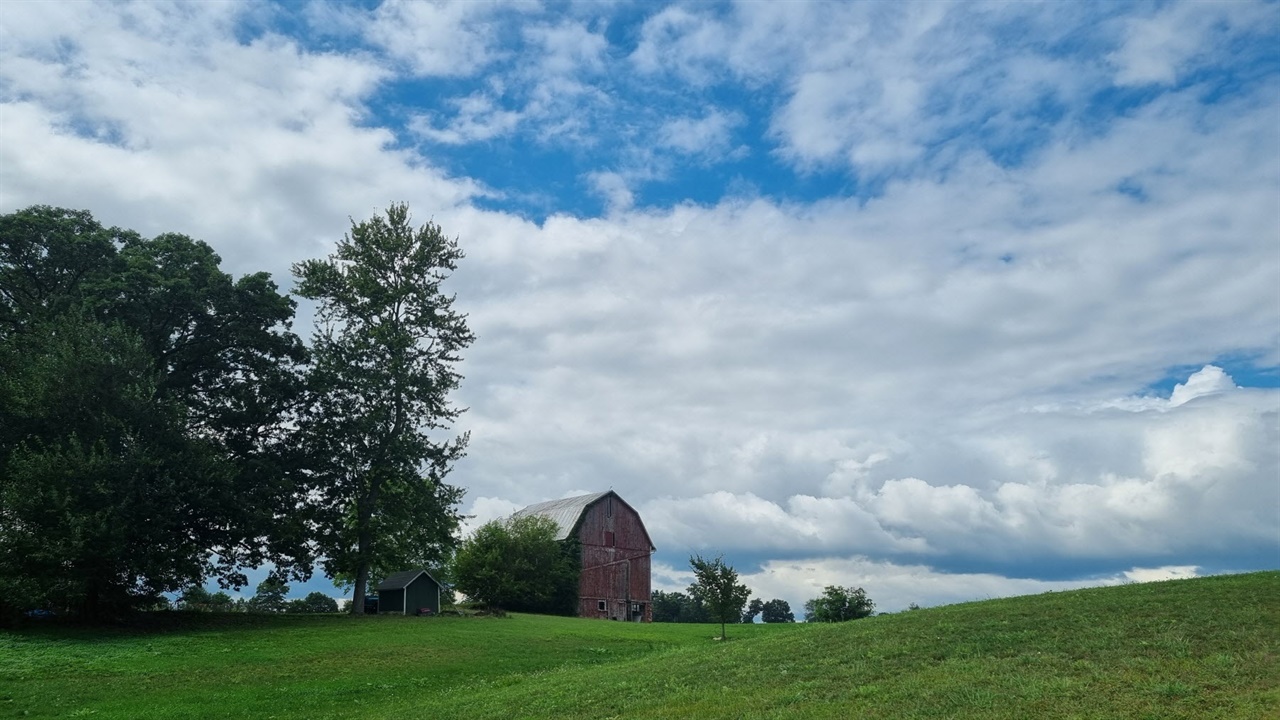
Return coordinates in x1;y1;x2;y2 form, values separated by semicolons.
575;495;653;622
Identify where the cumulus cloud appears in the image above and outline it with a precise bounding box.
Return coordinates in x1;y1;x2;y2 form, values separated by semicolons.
0;0;477;283
3;1;1276;604
628;368;1277;578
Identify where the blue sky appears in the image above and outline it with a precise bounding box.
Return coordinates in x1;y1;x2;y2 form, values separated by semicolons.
2;0;1277;613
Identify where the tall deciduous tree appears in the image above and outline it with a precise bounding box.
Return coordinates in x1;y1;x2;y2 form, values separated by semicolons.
293;203;473;616
0;206;309;622
761;598;796;623
688;554;751;640
804;585;875;622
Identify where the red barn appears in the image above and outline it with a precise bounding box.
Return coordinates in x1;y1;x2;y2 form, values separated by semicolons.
512;491;655;622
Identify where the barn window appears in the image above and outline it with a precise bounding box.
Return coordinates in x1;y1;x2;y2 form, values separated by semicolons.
597;600;606;611
605;530;615;546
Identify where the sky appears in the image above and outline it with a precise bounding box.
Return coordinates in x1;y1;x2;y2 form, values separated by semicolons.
2;0;1278;616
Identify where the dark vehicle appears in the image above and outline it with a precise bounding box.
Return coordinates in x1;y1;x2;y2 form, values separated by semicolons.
364;595;379;614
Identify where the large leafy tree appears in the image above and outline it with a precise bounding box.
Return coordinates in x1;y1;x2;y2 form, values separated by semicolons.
761;598;796;623
453;515;580;615
804;585;875;622
0;206;309;621
293;203;473;615
688;554;751;640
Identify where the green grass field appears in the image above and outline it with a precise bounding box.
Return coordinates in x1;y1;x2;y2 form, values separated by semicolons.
2;571;1276;719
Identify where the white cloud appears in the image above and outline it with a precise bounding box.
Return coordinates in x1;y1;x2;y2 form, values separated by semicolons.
0;0;477;282
657;109;745;157
656;555;1208;618
1169;365;1237;407
2;1;1276;603
459;496;524;538
1123;565;1199;583
585;171;635;212
410;92;523;144
366;0;513;78
1109;0;1277;87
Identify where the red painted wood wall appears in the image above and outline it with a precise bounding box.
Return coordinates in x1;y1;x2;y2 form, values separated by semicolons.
576;494;653;622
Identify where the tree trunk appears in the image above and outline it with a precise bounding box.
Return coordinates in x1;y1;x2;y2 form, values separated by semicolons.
350;561;368;616
349;479;381;615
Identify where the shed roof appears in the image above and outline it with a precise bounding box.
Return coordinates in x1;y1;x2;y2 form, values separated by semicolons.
511;491;611;540
376;569;440;591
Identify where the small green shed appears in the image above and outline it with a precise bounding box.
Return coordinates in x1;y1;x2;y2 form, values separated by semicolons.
376;569;444;615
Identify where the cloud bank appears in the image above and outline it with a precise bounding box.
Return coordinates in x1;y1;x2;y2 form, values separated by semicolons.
2;0;1276;609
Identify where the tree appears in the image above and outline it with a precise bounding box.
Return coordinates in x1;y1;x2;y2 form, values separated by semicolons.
287;592;339;613
650;590;711;623
293;203;473;616
452;515;579;615
803;585;875;622
0;206;311;622
651;590;684;622
743;598;764;624
179;586;215;610
687;555;751;640
247;577;290;613
760;598;795;623
0;311;226;620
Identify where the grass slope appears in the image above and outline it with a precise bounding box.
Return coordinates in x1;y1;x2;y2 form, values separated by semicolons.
2;571;1276;719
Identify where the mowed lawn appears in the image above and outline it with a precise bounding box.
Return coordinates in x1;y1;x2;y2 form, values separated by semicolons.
2;571;1276;719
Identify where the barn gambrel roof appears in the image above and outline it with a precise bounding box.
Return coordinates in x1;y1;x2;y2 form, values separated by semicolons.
511;492;610;540
512;491;654;551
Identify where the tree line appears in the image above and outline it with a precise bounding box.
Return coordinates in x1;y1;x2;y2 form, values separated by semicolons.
0;204;472;624
176;580;339;614
652;555;876;634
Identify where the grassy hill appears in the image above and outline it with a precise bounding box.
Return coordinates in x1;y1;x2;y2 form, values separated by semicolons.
2;571;1275;719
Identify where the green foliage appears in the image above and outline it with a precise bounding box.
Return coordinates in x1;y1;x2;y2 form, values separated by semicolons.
247;577;290;613
453;516;579;614
742;598;764;623
687;554;751;640
650;590;711;623
0;206;310;622
293;203;472;615
760;598;795;623
0;311;221;620
286;592;339;614
804;584;876;622
3;572;1273;719
179;587;215;610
